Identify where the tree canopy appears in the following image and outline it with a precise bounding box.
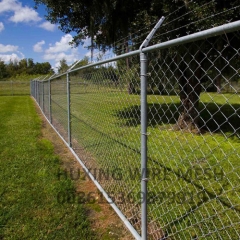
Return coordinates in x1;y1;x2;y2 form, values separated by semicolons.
35;0;240;50
0;58;54;80
34;0;240;131
58;58;69;74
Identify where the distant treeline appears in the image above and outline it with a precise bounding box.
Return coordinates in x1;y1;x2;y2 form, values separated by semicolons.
0;58;54;80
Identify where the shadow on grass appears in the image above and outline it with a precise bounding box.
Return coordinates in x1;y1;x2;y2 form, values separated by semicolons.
115;101;240;134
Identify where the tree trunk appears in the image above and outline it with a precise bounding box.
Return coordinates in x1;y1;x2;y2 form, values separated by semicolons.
125;38;129;69
176;53;202;133
177;77;202;132
125;38;135;94
215;40;223;93
128;82;136;94
215;75;222;93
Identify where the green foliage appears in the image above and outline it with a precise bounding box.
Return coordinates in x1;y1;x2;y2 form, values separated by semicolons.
34;0;239;129
67;90;240;238
0;96;95;239
0;60;8;80
34;0;240;50
58;58;69;74
74;56;89;69
0;58;53;81
68;57;90;76
34;0;152;49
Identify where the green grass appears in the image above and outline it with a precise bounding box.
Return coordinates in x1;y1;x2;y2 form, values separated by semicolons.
0;96;94;239
5;74;47;82
48;82;240;239
0;82;30;96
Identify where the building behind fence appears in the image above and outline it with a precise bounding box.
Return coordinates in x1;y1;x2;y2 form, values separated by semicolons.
31;20;240;239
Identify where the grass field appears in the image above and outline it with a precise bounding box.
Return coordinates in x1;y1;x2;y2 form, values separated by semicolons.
0;96;94;239
48;82;240;239
0;82;30;96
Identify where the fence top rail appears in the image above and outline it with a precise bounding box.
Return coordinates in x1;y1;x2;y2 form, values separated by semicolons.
35;20;240;83
0;81;30;83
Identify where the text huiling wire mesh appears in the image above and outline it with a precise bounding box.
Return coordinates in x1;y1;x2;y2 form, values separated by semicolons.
31;22;240;239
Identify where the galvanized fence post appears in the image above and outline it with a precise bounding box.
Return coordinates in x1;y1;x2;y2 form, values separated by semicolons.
34;80;36;99
139;16;165;240
37;81;39;103
140;51;148;240
67;73;72;147
39;82;41;106
38;81;40;104
49;78;52;123
36;80;38;99
40;82;42;108
11;80;13;96
42;81;45;113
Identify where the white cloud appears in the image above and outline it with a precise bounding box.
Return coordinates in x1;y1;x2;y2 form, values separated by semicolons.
39;22;55;31
85;49;115;63
0;0;41;23
85;50;92;58
0;42;24;63
17;50;24;59
83;37;91;48
49;52;78;72
0;43;18;53
45;34;73;54
0;53;22;62
10;6;41;23
33;40;45;52
44;52;78;63
0;22;4;32
0;0;18;13
43;34;80;72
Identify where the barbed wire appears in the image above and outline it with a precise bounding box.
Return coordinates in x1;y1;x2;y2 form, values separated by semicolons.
111;0;196;49
83;1;240;64
153;4;240;41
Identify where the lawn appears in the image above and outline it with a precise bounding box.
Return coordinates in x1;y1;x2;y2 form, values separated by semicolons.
0;96;94;239
0;82;30;96
47;79;240;239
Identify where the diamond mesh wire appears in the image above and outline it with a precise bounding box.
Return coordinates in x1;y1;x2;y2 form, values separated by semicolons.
70;55;143;233
50;76;69;143
43;81;50;119
31;26;240;240
0;81;30;96
146;31;240;239
39;82;43;110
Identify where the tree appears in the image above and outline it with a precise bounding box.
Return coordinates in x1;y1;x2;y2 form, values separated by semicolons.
58;58;69;74
3;58;53;78
27;58;35;74
0;60;8;80
146;0;240;132
74;56;89;68
40;62;53;74
35;0;240;131
33;61;53;74
18;59;28;74
69;57;90;76
34;0;152;48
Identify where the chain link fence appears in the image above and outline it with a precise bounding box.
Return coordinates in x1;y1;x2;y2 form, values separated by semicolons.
0;81;30;96
31;21;240;239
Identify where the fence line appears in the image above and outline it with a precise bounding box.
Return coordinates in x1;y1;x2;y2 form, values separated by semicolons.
31;20;240;239
0;81;30;96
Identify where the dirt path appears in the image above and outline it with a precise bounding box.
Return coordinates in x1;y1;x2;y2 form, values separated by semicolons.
35;104;135;240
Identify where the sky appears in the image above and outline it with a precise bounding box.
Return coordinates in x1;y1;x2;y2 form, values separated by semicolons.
0;0;91;71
